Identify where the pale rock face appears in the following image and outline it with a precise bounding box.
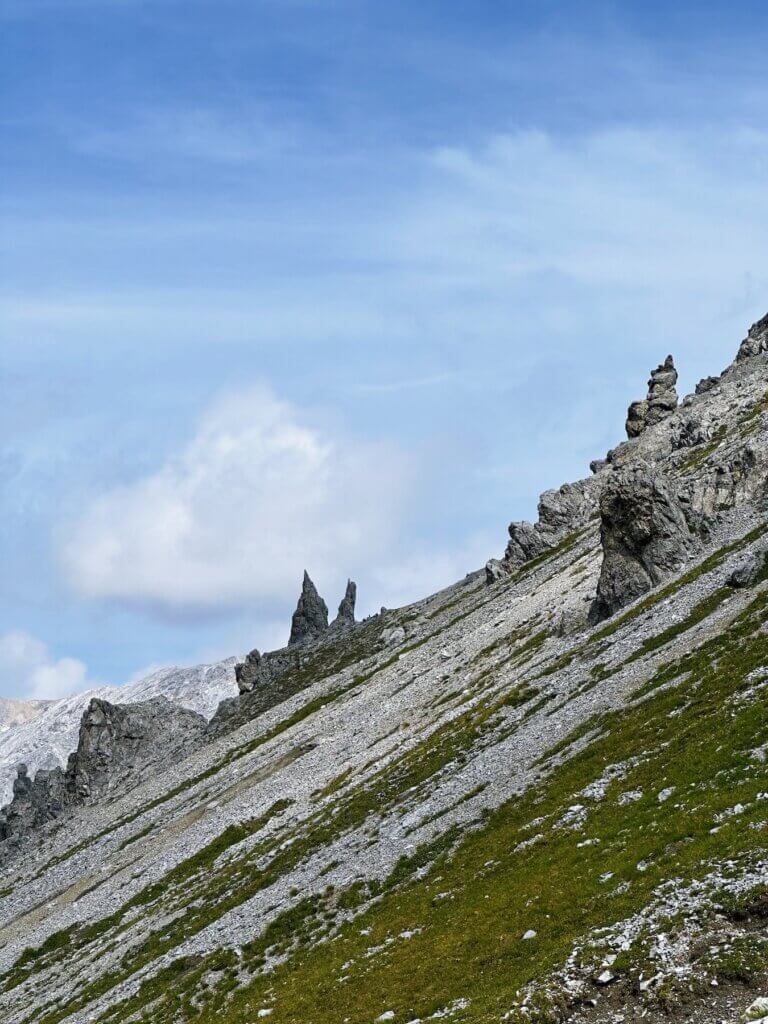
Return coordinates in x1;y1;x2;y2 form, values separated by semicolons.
0;700;51;734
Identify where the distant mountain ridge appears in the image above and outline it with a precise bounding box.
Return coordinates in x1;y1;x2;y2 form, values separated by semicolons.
0;658;238;805
0;699;53;734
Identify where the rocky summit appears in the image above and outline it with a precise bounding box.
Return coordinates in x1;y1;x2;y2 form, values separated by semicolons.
3;316;768;1024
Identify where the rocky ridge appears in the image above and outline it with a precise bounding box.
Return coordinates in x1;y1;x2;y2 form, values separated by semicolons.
1;315;768;1024
0;658;238;806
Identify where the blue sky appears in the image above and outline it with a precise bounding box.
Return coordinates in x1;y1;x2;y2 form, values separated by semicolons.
2;0;768;698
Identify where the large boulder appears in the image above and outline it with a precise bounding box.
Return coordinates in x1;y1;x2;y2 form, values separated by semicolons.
235;649;263;695
288;572;329;646
593;466;695;619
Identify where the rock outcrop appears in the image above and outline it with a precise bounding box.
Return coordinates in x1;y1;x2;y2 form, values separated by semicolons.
625;356;679;439
289;572;329;646
486;481;599;582
0;697;206;858
69;698;206;802
592;465;696;620
736;313;768;362
332;580;357;629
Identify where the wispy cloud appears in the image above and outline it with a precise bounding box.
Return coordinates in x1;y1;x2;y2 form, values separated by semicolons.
0;631;95;700
60;384;415;615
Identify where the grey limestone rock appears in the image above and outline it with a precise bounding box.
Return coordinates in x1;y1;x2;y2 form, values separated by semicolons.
625;400;649;439
485;558;508;584
736;313;768;362
235;649;263;695
592;465;696;620
504;521;551;566
492;481;599;580
695;375;720;395
728;549;767;588
332;580;357;629
68;697;207;802
288;571;329;646
625;356;679;438
0;697;206;857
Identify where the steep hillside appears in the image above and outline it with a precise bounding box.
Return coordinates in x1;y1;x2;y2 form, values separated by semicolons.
0;659;239;805
2;317;768;1024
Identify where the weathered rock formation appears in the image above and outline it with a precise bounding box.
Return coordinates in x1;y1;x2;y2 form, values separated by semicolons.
289;572;329;646
486;481;599;582
0;697;206;858
625;356;679;439
736;313;768;362
69;697;206;802
332;580;357;629
215;575;361;734
592;465;696;620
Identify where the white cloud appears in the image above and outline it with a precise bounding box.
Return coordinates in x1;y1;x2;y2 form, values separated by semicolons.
61;385;414;614
0;631;93;700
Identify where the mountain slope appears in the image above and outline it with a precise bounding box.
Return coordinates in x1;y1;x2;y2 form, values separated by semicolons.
1;319;768;1024
0;658;238;805
0;699;52;734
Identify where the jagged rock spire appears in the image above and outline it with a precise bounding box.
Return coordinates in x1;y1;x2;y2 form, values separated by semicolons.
288;571;329;646
332;579;357;629
625;355;678;439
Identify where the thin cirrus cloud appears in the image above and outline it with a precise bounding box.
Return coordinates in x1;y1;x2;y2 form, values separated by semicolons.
60;384;416;616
